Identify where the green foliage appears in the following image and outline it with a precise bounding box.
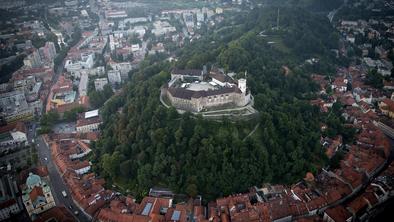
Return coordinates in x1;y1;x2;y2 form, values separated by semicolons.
40;111;59;126
366;69;383;89
88;84;114;109
93;6;337;200
0;55;25;84
39;111;60;134
63;106;85;121
329;150;344;170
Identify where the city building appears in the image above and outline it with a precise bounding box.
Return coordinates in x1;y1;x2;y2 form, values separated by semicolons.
109;61;133;81
105;10;128;19
152;21;176;36
22;173;55;217
64;52;95;77
23;50;42;68
38;42;56;62
78;73;89;97
0;199;22;221
107;70;122;85
0;90;34;123
76;109;102;133
0;165;24;221
379;98;394;118
94;78;108;91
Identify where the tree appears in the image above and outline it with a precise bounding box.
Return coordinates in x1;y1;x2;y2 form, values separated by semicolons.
63;106;85;121
366;68;383;89
93;6;338;201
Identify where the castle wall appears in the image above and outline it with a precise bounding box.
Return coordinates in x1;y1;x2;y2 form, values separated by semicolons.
165;87;249;112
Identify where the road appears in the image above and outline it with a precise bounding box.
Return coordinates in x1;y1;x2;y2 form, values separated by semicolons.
327;0;348;23
36;136;90;222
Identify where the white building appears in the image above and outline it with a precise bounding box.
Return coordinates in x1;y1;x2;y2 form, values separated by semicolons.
109;62;133;81
128;26;146;37
78;73;89;97
76;109;103;133
53;31;65;46
152;21;176;36
105;10;128;19
196;11;204;22
123;17;148;24
74;164;91;175
131;44;140;52
64;52;95;75
108;70;122;84
94;78;108;91
10;131;27;144
215;7;224;14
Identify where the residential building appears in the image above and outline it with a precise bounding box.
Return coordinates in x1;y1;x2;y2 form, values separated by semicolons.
107;70;122;85
152;21;176;36
0;199;22;221
23;50;42;68
38;42;56;62
78;73;89;97
76;109;102;133
323;205;352;222
109;61;133;81
105;10;127;19
64;52;95;76
379;98;394;118
0;90;34;123
94;78;108;91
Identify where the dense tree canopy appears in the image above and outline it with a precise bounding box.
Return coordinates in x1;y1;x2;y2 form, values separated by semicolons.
93;6;340;201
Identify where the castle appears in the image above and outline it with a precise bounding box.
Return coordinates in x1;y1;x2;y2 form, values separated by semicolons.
161;68;251;112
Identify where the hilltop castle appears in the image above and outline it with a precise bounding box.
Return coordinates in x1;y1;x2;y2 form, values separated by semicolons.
161;68;251;112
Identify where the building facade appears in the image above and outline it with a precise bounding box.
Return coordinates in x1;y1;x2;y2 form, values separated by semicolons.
0;199;22;221
163;69;251;112
22;173;55;217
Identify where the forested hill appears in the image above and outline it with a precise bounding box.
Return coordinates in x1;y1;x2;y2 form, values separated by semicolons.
92;6;342;201
252;0;344;12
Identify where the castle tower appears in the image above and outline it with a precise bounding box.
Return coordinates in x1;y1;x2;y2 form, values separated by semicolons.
238;78;247;93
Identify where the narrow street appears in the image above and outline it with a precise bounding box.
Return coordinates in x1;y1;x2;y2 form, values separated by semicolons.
35;136;90;222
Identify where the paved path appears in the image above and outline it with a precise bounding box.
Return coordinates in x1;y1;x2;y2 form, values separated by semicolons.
243;123;260;142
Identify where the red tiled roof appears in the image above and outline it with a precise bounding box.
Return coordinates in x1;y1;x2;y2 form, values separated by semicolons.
76;116;102;128
325;205;351;222
98;208;150;222
29;186;44;203
0;199;17;209
347;195;369;214
0;122;17;134
381;98;394;112
33;206;76;222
